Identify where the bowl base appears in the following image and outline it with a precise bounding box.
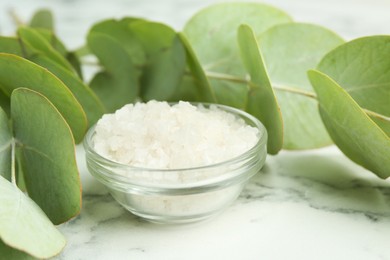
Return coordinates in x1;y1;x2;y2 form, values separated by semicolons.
125;207;228;225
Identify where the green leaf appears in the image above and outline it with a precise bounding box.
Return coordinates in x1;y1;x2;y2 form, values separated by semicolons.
0;108;12;181
169;76;200;102
317;36;390;136
33;28;83;78
18;27;75;73
308;70;390;179
0;36;22;55
89;18;146;65
0;54;87;143
258;23;344;149
88;32;139;112
66;51;83;80
0;89;10;115
29;9;54;31
183;2;292;108
0;240;35;260
29;54;105;126
129;21;186;100
140;36;185;100
237;24;283;155
0;175;66;258
33;28;67;56
11;88;82;224
178;33;215;102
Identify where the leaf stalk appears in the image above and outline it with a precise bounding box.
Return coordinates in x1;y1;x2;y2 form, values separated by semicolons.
205;70;390;123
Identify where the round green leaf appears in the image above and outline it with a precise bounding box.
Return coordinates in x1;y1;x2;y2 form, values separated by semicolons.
11;88;82;224
237;24;283;154
18;27;75;73
3;30;93;121
29;54;105;126
177;33;216;102
317;36;390;136
0;36;22;55
0;53;87;143
33;28;84;79
29;9;54;31
88;32;139;112
89;18;146;66
183;2;292;107
258;23;344;149
0;175;66;258
129;21;186;101
308;70;390;179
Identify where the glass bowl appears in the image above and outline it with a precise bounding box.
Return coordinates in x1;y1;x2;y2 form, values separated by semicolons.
84;103;267;224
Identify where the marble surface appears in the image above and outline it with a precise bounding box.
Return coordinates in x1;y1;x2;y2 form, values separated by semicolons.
61;146;390;260
1;0;390;259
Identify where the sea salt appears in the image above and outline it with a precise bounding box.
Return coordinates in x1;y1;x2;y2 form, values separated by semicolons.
93;100;259;169
91;101;262;221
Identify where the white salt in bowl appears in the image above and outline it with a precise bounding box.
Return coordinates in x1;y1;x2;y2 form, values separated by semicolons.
84;103;267;224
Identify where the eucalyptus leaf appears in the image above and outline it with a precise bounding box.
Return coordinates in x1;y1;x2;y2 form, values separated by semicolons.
33;28;83;78
178;33;215;102
66;51;83;80
0;54;87;144
0;89;10;115
169;76;200;102
0;175;66;258
90;19;187;102
89;18;146;65
29;9;54;31
0;36;22;55
33;28;67;56
18;27;75;73
129;21;186;100
29;54;105;126
237;24;283;155
11;88;81;224
308;70;390;179
317;36;390;136
0;240;35;260
183;2;292;108
88;32;139;112
0;107;11;180
258;23;344;149
140;36;185;100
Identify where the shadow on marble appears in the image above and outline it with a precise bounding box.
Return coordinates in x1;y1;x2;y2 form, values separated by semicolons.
244;150;390;218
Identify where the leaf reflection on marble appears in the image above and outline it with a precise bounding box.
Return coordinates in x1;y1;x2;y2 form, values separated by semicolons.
243;148;390;218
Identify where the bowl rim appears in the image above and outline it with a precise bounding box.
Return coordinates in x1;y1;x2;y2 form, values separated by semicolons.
83;102;268;190
83;102;268;171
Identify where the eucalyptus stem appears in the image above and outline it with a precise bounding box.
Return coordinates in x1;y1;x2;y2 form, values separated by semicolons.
205;70;390;123
363;109;390;122
205;71;248;85
8;9;24;28
272;85;317;99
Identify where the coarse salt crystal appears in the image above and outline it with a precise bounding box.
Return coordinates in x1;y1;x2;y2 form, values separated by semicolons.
93;100;259;169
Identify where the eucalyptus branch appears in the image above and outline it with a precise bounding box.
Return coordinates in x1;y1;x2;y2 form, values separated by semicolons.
205;70;390;123
8;9;24;28
272;85;317;99
363;109;390;123
205;71;249;85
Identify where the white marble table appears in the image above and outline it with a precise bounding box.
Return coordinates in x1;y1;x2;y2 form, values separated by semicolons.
1;0;390;259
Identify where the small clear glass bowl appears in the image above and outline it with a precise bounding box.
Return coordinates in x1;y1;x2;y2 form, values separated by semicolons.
84;103;267;224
